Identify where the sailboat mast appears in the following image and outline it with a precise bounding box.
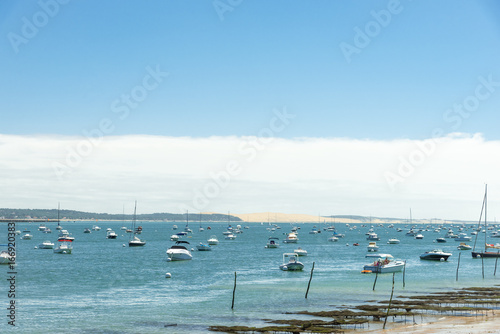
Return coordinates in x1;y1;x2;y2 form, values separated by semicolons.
484;184;488;251
57;202;60;226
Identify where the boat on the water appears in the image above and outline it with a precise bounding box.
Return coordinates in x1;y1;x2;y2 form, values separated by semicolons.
266;237;279;248
106;230;118;239
166;241;192;261
196;242;212;251
457;243;472;250
387;238;400;244
283;232;299;243
54;241;72;254
0;248;14;264
128;201;146;247
436;237;446;243
279;253;304;271
38;240;54;249
367;241;379;252
363;257;405;273
294;247;307;256
472;185;500;258
207;235;219;245
21;233;33;240
420;249;452;261
455;233;471;242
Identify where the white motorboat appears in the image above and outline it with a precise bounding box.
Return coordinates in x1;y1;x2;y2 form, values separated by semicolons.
0;250;14;264
363;258;405;273
172;225;178;230
367;242;379;252
58;230;75;242
414;233;424;239
196;242;212;251
436;237;446;243
54;241;72;254
293;247;308;256
83;228;91;233
366;233;380;241
106;230;118;239
328;235;339;242
420;249;452;261
38;240;54;249
457;243;472;250
92;225;101;231
38;224;47;232
207;235;219;245
454;233;471;242
279;253;304;271
266;237;279;248
21;233;33;240
283;232;299;243
170;234;180;241
224;233;236;240
387;238;400;244
166;241;192;261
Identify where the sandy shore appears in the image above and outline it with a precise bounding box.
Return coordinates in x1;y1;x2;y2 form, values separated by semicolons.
357;314;499;333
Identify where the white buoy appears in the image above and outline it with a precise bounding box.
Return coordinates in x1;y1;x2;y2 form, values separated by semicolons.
440;257;445;262
165;273;172;278
122;244;126;247
477;254;481;258
166;258;172;262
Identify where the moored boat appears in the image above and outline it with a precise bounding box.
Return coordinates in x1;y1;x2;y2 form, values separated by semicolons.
420;249;451;261
363;257;405;273
166;241;192;261
279;253;304;271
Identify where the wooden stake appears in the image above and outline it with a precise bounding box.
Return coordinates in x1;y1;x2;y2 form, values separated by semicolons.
383;273;395;329
231;272;237;309
402;260;406;288
305;262;315;299
482;255;484;279
456;252;461;281
372;270;379;291
495;251;499;276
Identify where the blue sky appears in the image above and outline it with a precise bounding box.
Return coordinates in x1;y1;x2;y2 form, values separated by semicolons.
2;0;499;139
1;1;500;218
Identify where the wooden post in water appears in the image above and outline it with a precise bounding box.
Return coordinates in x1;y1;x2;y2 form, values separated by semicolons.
456;252;461;281
402;260;406;288
305;262;315;299
231;272;237;309
372;270;379;291
481;255;484;279
383;273;395;329
495;251;499;276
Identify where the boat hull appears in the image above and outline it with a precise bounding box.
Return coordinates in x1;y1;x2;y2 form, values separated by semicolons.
166;250;192;261
472;251;500;258
363;261;404;273
420;254;451;261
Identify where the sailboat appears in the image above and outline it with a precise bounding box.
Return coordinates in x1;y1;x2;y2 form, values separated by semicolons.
128;201;146;247
472;185;500;258
198;212;204;232
55;202;62;230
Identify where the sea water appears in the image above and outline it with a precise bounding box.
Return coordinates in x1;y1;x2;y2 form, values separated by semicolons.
1;221;499;333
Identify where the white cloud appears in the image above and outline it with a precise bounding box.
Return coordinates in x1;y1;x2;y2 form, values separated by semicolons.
0;133;498;220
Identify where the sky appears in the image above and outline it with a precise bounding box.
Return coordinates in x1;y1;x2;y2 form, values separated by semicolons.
1;0;500;220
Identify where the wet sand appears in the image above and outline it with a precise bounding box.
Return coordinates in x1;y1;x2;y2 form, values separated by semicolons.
361;314;499;333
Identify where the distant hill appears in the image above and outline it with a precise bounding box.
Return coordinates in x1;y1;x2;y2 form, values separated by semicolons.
0;208;242;222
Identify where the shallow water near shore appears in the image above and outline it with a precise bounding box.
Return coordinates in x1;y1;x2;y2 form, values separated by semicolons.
2;221;499;333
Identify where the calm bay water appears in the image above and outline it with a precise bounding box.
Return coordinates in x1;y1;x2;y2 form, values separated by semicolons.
2;220;499;333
